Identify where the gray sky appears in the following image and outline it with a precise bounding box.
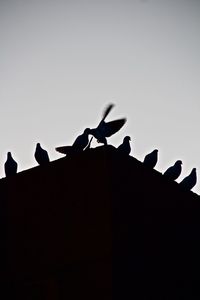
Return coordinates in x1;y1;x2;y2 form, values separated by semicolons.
0;0;200;193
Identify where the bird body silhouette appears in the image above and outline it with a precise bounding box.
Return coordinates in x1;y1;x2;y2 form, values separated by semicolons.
34;143;50;165
56;128;90;155
143;149;158;169
90;104;126;145
163;160;182;180
4;152;18;177
179;168;197;191
117;136;131;155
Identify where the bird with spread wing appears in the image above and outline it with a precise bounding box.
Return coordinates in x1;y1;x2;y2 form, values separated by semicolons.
89;103;127;145
56;104;126;155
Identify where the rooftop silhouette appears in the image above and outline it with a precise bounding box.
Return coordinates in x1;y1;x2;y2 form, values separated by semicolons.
1;145;200;299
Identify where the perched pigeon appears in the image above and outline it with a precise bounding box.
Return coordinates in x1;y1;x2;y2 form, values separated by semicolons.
34;143;50;165
89;104;126;145
163;160;182;180
56;128;90;155
117;136;131;155
179;168;197;191
4;152;18;177
143;149;158;169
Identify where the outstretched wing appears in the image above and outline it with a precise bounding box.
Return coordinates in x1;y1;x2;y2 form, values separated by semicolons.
55;146;72;155
104;118;126;137
100;103;114;124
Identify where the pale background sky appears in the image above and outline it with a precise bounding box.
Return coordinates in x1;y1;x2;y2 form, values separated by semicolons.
0;0;200;193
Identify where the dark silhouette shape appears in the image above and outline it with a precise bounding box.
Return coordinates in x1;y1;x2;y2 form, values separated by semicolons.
84;137;93;151
163;160;182;180
4;152;18;176
1;145;200;300
56;128;91;155
143;149;158;168
89;104;126;145
34;143;50;165
179;168;197;190
117;136;131;155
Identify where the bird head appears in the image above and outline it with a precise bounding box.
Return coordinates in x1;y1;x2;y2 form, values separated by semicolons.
124;136;131;141
176;160;182;165
84;128;91;135
36;143;41;148
7;152;12;158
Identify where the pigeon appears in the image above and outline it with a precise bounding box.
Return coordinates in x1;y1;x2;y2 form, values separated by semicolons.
4;152;18;177
89;104;126;145
143;149;158;169
163;160;182;180
179;168;197;191
117;136;131;155
56;128;91;155
34;143;50;165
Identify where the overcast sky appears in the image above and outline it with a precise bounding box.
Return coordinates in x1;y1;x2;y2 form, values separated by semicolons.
0;0;200;193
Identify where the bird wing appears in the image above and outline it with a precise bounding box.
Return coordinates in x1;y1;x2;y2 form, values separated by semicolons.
72;135;83;147
104;119;126;137
96;103;115;129
55;146;72;154
164;166;173;176
101;103;114;122
73;134;89;150
44;150;50;161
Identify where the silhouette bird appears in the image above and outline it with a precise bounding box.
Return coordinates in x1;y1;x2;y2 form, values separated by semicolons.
117;136;131;155
34;143;50;165
89;104;126;145
4;152;18;177
163;160;182;180
179;168;197;191
56;128;91;155
143;149;158;169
